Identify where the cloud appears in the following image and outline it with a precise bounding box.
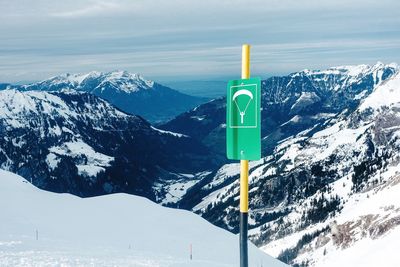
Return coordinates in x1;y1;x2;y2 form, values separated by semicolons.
0;0;399;82
50;1;122;18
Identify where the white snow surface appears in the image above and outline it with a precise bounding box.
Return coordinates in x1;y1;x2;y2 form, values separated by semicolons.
48;140;114;177
318;227;400;267
150;126;188;138
359;71;400;111
0;170;287;267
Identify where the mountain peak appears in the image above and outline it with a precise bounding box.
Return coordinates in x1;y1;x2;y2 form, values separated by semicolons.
56;71;103;85
99;70;155;92
300;62;398;77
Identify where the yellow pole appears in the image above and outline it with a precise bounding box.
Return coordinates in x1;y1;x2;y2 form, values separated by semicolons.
240;44;250;213
241;44;250;80
240;160;249;212
239;44;250;267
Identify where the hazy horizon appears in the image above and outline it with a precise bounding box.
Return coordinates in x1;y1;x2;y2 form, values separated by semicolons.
1;61;396;85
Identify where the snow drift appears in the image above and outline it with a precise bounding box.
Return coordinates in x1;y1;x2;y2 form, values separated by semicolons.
0;170;287;267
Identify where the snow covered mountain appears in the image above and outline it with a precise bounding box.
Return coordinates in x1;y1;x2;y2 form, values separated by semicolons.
253;71;400;266
159;63;400;266
2;62;400;266
0;89;215;199
0;169;287;267
161;62;398;159
13;71;207;123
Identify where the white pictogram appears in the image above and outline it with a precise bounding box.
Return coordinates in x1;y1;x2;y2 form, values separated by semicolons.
232;89;253;124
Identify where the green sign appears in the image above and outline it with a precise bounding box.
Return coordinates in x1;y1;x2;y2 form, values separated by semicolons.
226;78;261;160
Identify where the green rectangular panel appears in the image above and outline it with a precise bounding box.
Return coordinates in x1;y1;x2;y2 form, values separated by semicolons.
226;78;261;160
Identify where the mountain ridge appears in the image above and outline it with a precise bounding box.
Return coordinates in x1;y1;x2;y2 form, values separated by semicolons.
7;71;208;123
160;62;399;160
159;62;400;266
0;89;215;199
1;62;400;266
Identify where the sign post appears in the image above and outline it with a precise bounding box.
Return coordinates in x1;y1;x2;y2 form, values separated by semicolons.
226;44;261;267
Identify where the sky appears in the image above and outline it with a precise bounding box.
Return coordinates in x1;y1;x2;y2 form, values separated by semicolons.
0;0;400;83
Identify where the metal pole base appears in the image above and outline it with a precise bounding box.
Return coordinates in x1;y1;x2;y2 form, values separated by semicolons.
240;211;248;267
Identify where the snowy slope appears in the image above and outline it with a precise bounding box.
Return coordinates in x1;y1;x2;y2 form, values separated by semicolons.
359;70;400;111
319;226;400;267
262;165;400;267
256;72;400;266
177;66;400;266
0;170;287;267
314;172;400;267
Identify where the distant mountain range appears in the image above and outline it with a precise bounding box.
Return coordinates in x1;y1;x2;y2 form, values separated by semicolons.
7;71;207;123
2;62;400;266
